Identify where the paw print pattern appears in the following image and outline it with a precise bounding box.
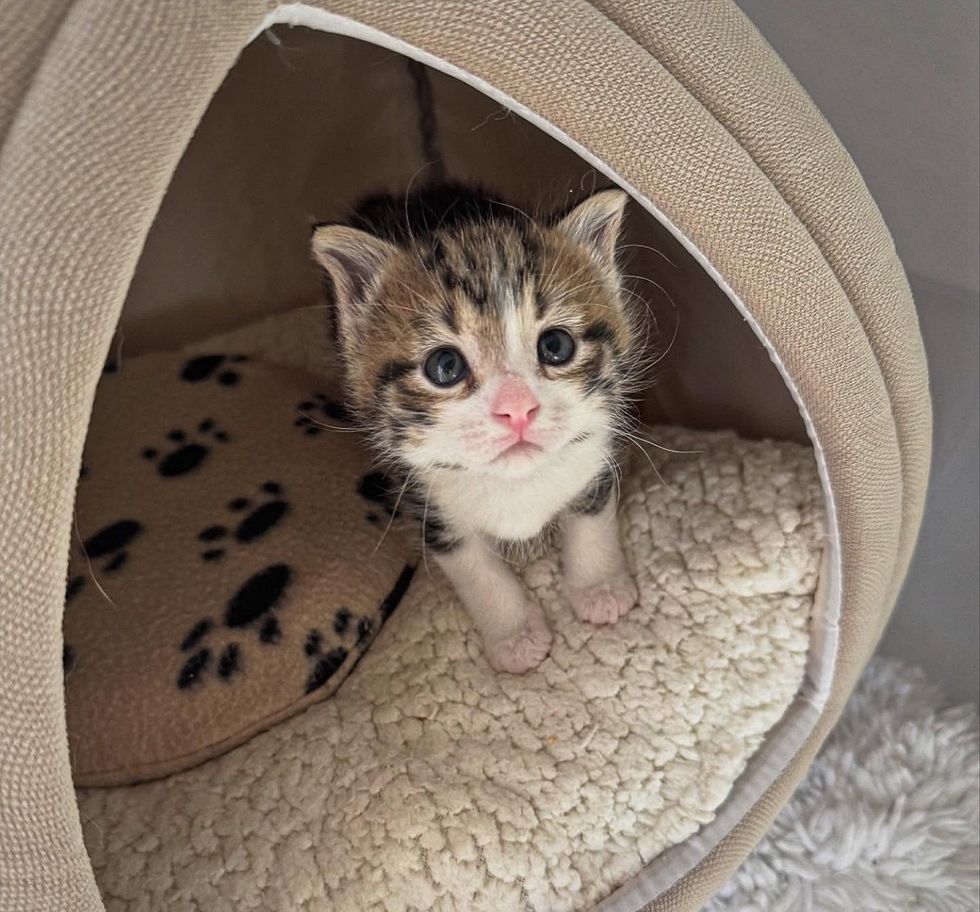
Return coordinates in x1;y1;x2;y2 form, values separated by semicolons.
298;570;417;697
180;353;249;387
303;629;349;694
176;564;293;690
177;619;241;688
81;519;143;573
294;392;354;436
141;420;229;477
332;605;374;647
198;482;289;561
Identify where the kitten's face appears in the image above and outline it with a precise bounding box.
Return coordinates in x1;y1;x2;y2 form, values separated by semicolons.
313;189;636;480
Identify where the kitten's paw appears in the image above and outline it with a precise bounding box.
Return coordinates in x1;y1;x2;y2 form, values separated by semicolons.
566;575;638;626
485;612;553;674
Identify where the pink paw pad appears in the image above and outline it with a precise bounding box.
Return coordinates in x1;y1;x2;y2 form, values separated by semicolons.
567;576;638;626
485;614;553;674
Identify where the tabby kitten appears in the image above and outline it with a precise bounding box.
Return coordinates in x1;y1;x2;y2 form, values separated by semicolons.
312;184;641;673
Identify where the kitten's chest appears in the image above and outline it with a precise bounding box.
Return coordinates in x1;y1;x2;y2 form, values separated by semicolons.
431;439;607;542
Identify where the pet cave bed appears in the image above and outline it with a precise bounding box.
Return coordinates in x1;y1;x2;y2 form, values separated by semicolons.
0;4;929;912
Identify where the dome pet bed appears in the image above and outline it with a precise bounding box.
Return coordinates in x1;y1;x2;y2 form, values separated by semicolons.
72;308;822;910
0;3;930;912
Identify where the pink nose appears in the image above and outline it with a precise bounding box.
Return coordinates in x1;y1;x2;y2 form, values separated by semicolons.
491;377;540;435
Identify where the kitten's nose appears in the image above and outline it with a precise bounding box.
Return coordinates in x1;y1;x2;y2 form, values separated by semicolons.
491;377;540;435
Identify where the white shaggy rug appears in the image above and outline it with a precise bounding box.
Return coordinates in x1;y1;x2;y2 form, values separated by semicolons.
710;657;980;912
74;310;822;911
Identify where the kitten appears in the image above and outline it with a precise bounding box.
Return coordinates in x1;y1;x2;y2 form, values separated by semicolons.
312;183;642;673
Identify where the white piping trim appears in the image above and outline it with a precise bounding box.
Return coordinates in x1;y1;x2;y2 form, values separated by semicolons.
251;5;843;905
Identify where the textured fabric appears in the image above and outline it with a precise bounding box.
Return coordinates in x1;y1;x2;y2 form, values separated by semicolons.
0;2;930;911
0;5;269;910
75;306;822;910
0;0;73;147
590;1;931;601
709;658;979;912
66;348;414;786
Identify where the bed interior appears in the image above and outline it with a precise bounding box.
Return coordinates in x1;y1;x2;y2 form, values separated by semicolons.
75;22;835;909
121;26;807;445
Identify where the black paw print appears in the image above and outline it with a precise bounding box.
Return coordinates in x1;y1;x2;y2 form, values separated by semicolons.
177;620;242;688
331;606;375;647
180;353;249;387
80;518;143;573
294;392;354;436
302;629;349;694
176;563;292;690
141;420;229;477
197;481;289;562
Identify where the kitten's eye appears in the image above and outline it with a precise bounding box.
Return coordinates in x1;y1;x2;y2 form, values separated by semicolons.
537;328;576;366
423;347;469;387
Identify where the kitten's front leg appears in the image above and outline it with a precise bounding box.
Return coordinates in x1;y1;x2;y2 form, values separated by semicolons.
435;537;552;673
561;495;638;626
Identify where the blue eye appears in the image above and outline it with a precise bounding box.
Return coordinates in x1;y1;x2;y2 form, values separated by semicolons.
423;347;468;387
537;328;576;366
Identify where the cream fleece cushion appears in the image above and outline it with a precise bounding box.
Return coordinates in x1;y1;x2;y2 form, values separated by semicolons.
75;310;822;911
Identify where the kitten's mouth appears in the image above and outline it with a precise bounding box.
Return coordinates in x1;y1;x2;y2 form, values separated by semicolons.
493;440;544;461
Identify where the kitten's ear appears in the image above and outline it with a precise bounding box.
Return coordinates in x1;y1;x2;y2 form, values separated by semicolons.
556;188;629;268
311;224;397;324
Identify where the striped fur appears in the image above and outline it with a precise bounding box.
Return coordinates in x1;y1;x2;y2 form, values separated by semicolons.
313;184;644;671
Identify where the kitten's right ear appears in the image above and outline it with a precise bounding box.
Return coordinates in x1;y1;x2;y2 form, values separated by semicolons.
311;224;397;326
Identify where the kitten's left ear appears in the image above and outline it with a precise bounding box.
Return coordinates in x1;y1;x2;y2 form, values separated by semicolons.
556;188;629;268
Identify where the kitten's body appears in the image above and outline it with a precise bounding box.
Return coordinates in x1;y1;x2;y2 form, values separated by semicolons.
313;184;642;672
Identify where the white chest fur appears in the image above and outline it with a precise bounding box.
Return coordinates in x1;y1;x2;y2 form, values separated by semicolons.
427;436;609;542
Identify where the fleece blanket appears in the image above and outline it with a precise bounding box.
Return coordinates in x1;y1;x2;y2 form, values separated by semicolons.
65;347;415;786
75;309;823;911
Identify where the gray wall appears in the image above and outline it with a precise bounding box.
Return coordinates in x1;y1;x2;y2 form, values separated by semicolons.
737;1;979;703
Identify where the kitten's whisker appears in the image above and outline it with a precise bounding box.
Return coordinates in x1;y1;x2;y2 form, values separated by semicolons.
644;313;680;370
614;425;701;457
603;453;623;508
617;243;677;268
420;488;432;576
294;408;366;433
73;508;116;608
283;302;335;313
373;469;416;555
619;273;678;311
404;164;438;275
615;434;677;496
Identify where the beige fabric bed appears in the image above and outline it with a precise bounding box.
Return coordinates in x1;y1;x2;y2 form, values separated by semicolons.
0;2;929;911
72;309;822;911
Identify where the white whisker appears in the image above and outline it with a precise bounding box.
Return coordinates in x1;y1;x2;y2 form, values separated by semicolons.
373;469;416;555
73;509;116;608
